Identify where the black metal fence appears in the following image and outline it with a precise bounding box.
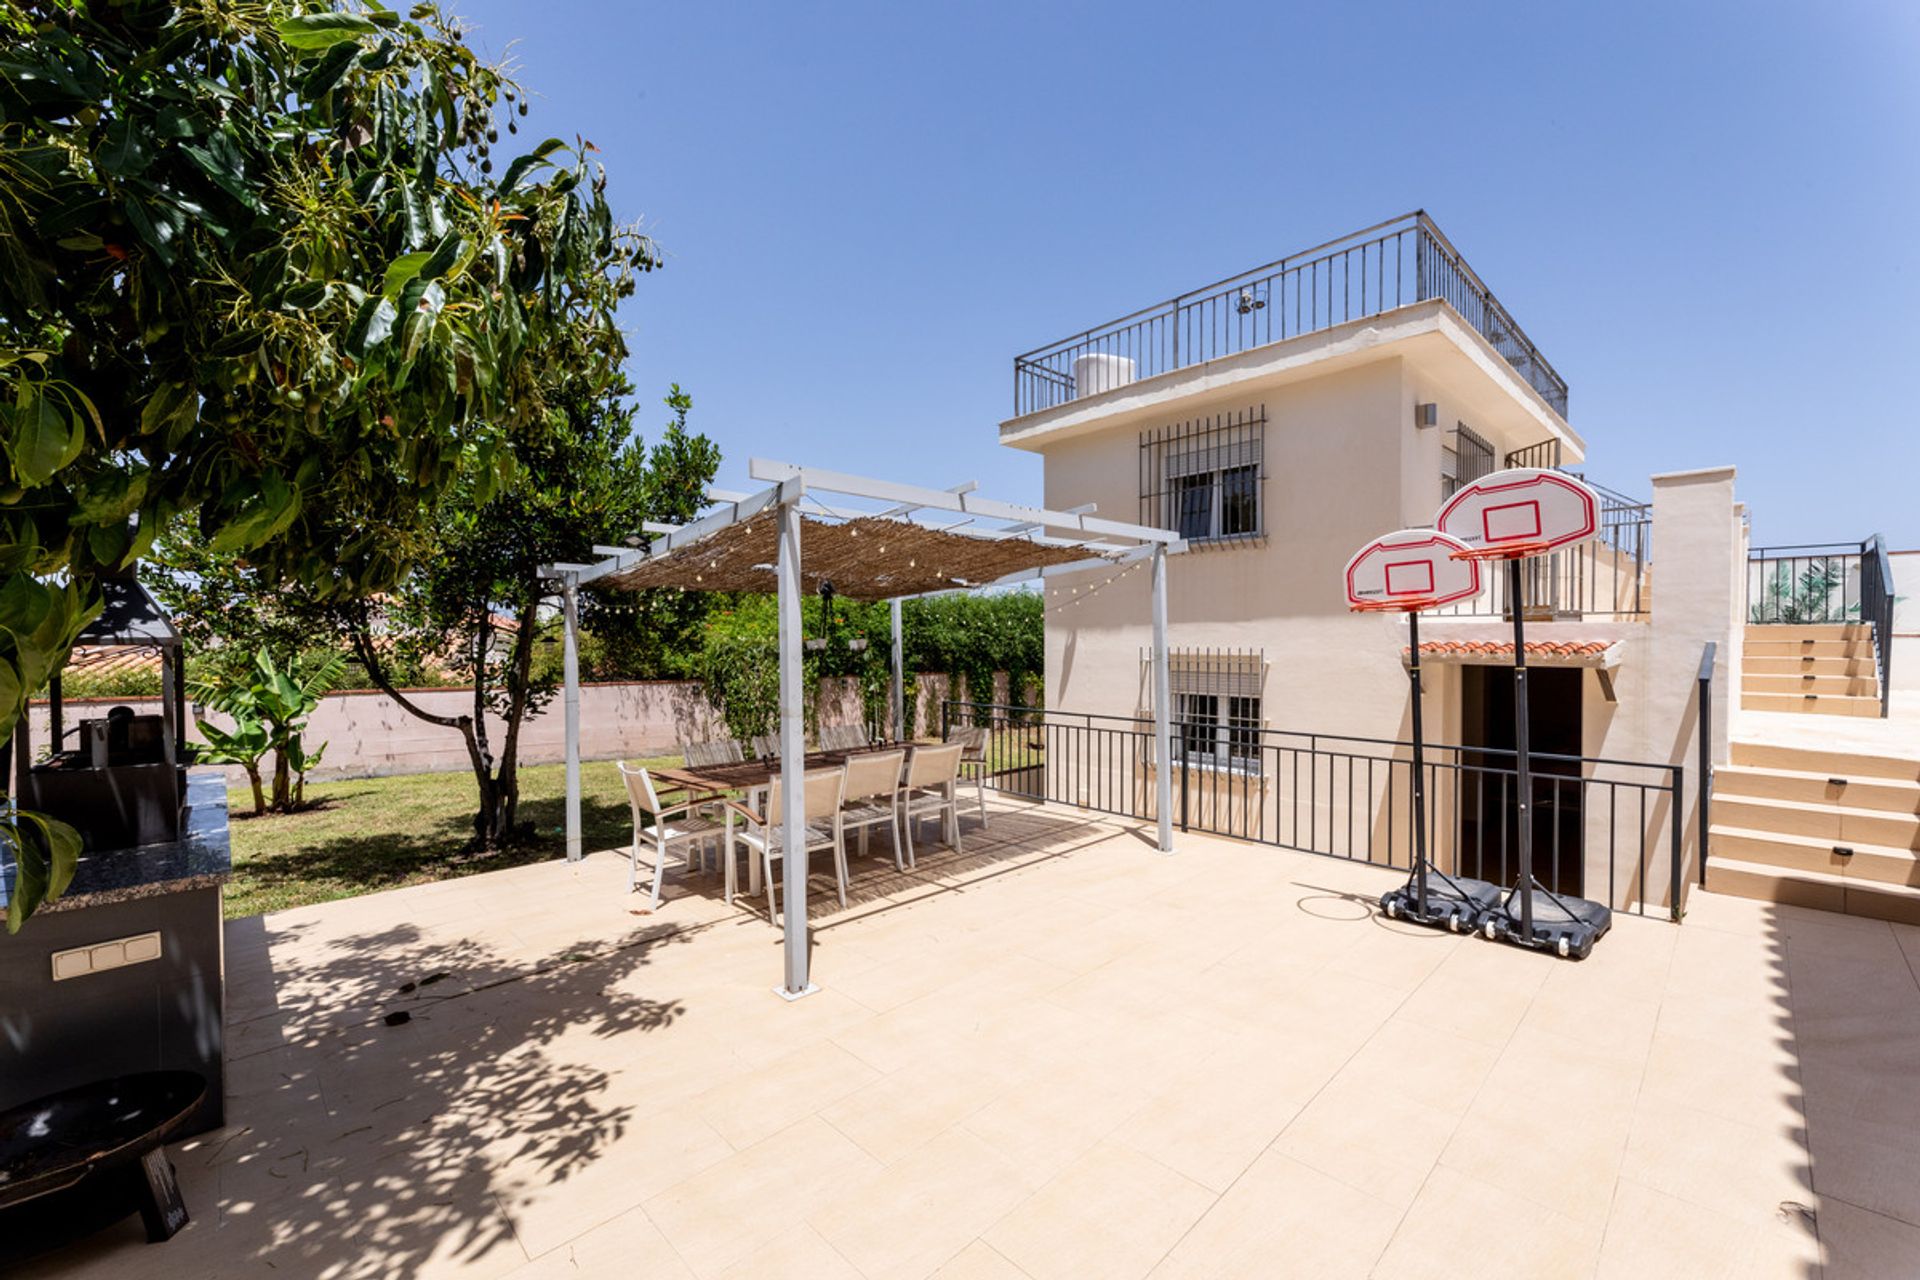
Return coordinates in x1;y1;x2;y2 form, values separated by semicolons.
1013;211;1570;420
944;702;1685;920
1748;538;1893;715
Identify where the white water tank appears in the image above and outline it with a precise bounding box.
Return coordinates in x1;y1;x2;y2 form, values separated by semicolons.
1072;353;1136;399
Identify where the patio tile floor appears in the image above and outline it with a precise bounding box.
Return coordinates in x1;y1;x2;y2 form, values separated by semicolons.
20;798;1917;1277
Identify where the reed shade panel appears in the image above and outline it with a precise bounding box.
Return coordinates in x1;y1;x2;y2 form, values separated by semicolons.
596;512;1112;601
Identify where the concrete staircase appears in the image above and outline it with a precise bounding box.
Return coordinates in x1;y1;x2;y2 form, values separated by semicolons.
1706;740;1920;924
1741;623;1883;717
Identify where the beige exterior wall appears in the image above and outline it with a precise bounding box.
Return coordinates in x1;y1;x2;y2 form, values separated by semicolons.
1019;317;1742;917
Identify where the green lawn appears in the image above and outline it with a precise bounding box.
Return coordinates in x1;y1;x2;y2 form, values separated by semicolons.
221;758;674;919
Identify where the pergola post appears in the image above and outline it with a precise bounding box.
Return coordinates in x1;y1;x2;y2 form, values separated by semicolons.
890;597;905;742
1151;542;1174;854
775;493;815;998
562;573;582;862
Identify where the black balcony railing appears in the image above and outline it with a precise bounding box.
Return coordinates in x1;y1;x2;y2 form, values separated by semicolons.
1748;537;1894;716
943;702;1684;920
1012;211;1570;420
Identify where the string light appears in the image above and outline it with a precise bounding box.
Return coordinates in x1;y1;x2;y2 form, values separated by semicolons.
1045;559;1145;612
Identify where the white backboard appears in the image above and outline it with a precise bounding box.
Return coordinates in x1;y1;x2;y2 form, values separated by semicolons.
1344;529;1482;611
1435;468;1601;559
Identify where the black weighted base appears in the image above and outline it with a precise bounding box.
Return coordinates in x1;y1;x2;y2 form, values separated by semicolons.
133;1147;190;1242
1380;873;1505;934
1482;885;1613;960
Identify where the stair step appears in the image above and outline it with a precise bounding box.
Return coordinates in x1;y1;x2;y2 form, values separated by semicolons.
1745;623;1874;643
1740;691;1883;717
1743;655;1877;678
1709;824;1920;887
1713;765;1920;814
1712;793;1919;848
1730;741;1920;783
1704;857;1920;925
1741;673;1880;696
1744;639;1876;660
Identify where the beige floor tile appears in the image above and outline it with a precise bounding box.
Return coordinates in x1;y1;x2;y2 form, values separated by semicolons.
983;1142;1215;1280
930;1240;1033;1279
1596;1177;1814;1280
689;1038;880;1151
810;1127;1038;1280
643;1116;881;1276
819;1058;1008;1163
1373;1165;1603;1280
1819;1195;1920;1280
715;1224;865;1279
1617;1094;1813;1229
504;1206;694;1279
1148;1151;1400;1280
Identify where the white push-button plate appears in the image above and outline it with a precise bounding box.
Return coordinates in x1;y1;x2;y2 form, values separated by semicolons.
50;932;162;980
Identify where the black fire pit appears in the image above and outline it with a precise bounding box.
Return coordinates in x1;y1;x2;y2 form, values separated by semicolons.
0;1070;205;1257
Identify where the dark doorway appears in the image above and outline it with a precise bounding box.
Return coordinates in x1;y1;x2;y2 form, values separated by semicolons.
1457;664;1585;895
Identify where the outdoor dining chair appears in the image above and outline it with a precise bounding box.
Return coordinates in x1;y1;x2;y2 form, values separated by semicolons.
945;724;992;830
749;734;781;760
838;748;907;869
680;737;745;768
617;762;730;907
818;723;872;752
898;742;965;867
724;766;850;928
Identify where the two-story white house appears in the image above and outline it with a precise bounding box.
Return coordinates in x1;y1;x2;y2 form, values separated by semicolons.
997;212;1755;919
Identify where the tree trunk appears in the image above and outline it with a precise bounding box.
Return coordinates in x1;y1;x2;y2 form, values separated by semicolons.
345;609;497;848
244;764;265;816
495;599;541;835
270;748;291;812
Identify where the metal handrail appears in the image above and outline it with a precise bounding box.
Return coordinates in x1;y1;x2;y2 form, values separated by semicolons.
1696;642;1716;893
1012;211;1569;420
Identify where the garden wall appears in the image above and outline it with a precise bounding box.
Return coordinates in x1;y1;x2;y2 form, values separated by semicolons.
36;672;1014;782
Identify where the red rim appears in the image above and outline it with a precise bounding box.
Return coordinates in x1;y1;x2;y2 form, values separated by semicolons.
1448;539;1551;562
1347;599;1435;613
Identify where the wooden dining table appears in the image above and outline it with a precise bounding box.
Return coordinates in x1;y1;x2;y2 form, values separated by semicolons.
651;743;914;900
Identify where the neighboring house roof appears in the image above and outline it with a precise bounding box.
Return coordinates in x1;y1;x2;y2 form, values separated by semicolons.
65;645;164;676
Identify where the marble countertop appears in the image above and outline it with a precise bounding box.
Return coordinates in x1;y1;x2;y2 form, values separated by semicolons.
1;770;231;914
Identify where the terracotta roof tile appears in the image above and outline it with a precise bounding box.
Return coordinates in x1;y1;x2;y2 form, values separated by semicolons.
1410;640;1613;660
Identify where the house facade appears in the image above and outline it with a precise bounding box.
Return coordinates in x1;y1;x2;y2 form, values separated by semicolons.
999;213;1747;916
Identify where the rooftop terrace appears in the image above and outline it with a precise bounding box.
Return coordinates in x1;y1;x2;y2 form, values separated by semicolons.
24;795;1918;1278
1012;212;1570;423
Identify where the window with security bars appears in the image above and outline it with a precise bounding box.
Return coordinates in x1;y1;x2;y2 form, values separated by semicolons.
1146;647;1265;770
1441;422;1495;500
1140;407;1266;544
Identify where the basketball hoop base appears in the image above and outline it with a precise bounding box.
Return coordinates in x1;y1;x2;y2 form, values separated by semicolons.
1448;540;1552;562
1381;872;1504;933
1478;882;1613;960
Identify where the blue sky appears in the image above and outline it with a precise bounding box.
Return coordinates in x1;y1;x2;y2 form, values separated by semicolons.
453;1;1920;547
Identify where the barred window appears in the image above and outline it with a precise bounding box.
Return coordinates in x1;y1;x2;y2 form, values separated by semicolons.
1146;647;1265;771
1141;407;1266;544
1442;422;1494;500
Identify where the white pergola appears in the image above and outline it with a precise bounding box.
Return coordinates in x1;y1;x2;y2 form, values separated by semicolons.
543;458;1181;999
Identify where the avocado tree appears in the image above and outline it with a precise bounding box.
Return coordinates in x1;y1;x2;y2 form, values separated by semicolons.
0;1;645;926
337;386;719;848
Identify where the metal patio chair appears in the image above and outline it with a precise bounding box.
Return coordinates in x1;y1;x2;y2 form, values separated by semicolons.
898;742;965;866
724;766;850;928
617;763;729;907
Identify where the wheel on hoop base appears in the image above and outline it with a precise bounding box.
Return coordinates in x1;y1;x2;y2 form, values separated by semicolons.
1482;917;1500;940
1385;898;1400;920
1556;935;1571;959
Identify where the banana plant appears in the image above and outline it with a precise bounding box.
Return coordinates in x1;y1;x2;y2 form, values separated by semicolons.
193;650;348;815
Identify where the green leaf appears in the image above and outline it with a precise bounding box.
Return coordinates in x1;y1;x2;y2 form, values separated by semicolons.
275;13;379;51
500;138;568;193
140;381;196;438
98;116;152;175
282;281;330;310
299;39;361;98
381;250;432;301
347;295;399;355
10;386;80;485
120;194;178;267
